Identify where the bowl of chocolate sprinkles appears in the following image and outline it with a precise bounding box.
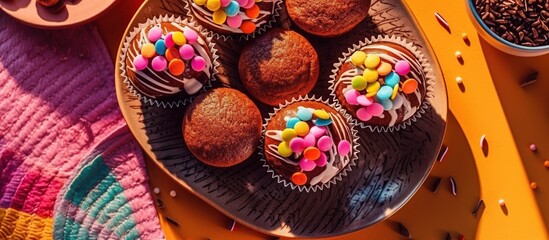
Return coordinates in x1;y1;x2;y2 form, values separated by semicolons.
467;0;549;56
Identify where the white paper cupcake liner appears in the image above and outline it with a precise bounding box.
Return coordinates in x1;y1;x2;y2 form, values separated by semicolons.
328;35;435;132
259;95;360;193
186;0;282;41
119;15;220;108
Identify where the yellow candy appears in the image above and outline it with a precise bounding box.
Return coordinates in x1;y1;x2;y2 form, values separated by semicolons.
141;43;156;58
194;0;206;5
314;109;330;120
278;142;292;157
212;10;227;25
364;54;381;69
377;62;392;76
366;91;377;98
350;51;367;67
172;31;186;45
206;0;221;11
281;128;297;142
351;75;367;91
363;69;379;83
391;84;399;100
366;81;381;93
294;121;310;137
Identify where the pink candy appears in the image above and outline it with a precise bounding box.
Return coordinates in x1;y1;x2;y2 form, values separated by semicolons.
338;140;351;156
236;0;248;6
309;126;326;139
317;136;333;152
147;26;162;42
300;158;316;172
366;103;384;116
220;0;231;7
164;32;175;48
315;153;327;167
395;60;410;76
183;28;199;44
303;133;316;148
133;54;148;71
344;89;360;105
356;107;372;121
243;0;255;8
179;44;195;60
151;56;167;71
227;15;243;28
357;95;373;106
289;137;305;153
191;56;206;72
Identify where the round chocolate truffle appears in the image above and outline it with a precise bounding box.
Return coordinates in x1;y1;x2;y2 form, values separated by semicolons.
183;88;262;167
285;0;371;37
263;99;357;191
238;29;319;106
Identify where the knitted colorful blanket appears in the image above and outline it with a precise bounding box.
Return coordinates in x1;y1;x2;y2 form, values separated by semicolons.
0;13;163;239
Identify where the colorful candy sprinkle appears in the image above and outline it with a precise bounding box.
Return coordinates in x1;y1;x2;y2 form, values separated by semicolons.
179;44;195;60
364;54;381;69
225;1;240;17
337;140;351;156
317;136;333;151
277;141;292;157
314;118;332;126
352;76;367;91
376;62;392;76
402;79;419;94
164;32;175;48
366;102;384;116
213;10;228;24
206;0;222;11
297;107;313;121
281;128;297;142
395;60;410;75
529;144;537;152
294;121;309;136
191;56;206;72
350;51;367;66
141;43;156;58
316;153;327;167
292;172;307;186
363;69;379;82
240;21;256;34
303;133;316;148
183;28;199;44
133;55;148;71
286;117;300;128
147;26;162;42
384;71;400;87
165;47;180;61
172;31;186;45
357;95;373;106
289;137;306;153
544;160;549;168
300;158;316;171
376;85;393;100
304;147;321;160
151;56;167;72
313;109;330;119
226;15;243;28
356;107;372;121
309;126;326;138
344;89;360;105
155;39;167;55
168;59;185;76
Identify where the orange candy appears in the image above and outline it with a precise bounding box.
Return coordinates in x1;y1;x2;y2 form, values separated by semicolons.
165;47;180;61
303;147;321;161
245;4;260;19
240;21;256;34
402;78;419;94
141;43;156;58
168;59;185;76
291;172;307;186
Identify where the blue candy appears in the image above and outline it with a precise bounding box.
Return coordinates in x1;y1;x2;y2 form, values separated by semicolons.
380;99;393;110
297;107;313;121
155;40;167;55
384;71;400;87
376;85;393;100
225;1;240;17
286;117;300;129
315;118;333;126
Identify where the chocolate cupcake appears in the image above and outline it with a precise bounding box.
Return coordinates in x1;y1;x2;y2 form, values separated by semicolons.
183;88;262;167
119;16;219;107
285;0;371;37
261;96;359;192
329;35;434;132
239;29;319;106
187;0;282;39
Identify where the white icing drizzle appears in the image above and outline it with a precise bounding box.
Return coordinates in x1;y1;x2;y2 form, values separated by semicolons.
265;110;353;185
190;0;275;34
336;44;426;126
126;22;213;95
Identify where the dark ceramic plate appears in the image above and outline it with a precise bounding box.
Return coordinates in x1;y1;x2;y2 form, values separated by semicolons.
115;0;448;237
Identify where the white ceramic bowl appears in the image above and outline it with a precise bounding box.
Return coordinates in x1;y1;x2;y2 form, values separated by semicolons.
466;0;549;57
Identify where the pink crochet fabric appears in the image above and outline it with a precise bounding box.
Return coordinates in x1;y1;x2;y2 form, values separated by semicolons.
0;13;163;239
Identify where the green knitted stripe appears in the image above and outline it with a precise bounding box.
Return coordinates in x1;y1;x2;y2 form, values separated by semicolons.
64;156;110;205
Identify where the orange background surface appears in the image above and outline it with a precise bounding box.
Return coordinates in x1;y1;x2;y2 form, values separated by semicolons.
94;0;549;239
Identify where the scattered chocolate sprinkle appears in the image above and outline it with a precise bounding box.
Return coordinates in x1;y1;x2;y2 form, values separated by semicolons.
446;232;452;240
462;32;471;45
520;72;539;87
531;181;538;189
472;199;485;216
530;143;538;152
429;176;443;193
437;145;449;162
450;177;457;196
435;12;451;32
155;199;164;209
229;219;237;232
166;216;180;226
398;222;412;239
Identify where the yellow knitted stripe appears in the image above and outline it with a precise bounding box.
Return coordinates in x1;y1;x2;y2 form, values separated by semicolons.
0;208;53;240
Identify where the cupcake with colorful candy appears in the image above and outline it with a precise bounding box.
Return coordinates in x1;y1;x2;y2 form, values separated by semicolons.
119;15;219;107
329;35;434;132
187;0;281;39
261;96;359;192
